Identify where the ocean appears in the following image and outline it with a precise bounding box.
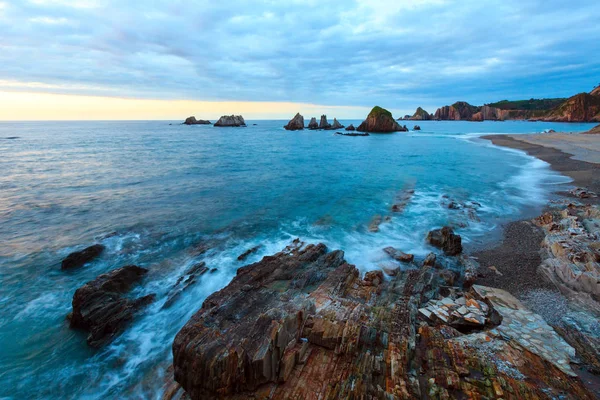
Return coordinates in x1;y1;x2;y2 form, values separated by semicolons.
0;119;595;398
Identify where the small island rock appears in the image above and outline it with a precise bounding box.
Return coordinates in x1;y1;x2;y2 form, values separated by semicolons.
284;113;304;130
61;244;105;270
184;116;211;125
319;115;331;129
357;106;407;133
214;115;246;127
308;117;318;129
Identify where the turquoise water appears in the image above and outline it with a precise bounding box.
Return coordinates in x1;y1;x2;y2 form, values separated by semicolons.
0;120;595;398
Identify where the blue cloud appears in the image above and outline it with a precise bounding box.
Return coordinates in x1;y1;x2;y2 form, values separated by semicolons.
0;0;598;114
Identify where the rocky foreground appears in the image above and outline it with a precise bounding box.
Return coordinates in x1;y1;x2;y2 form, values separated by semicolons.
168;209;600;399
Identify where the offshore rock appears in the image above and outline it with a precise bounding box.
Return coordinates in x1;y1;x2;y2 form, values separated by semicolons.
357;106;406;133
61;244;105;270
413;125;421;130
307;117;318;130
427;226;463;255
345;124;355;131
184;116;211;125
408;107;431;120
70;265;154;347
328;118;344;130
172;243;595;399
214;115;246;127
283;113;304;130
318;115;331;129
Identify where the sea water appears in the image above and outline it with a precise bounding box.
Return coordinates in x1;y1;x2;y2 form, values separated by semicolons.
0;119;595;398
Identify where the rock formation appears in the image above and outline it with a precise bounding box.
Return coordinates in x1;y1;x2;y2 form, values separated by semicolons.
307;117;318;130
356;106;407;133
171;240;594;399
345;124;355;131
413;125;421;130
318;115;331;129
335;131;369;137
427;226;463;255
408;107;431;120
61;244;105;270
584;124;600;134
163;262;210;309
537;93;600;122
184;116;211;125
329;118;344;130
214;115;246;127
69;265;154;347
283;113;304;130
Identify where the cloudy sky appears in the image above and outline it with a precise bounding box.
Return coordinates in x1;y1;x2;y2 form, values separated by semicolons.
0;0;599;119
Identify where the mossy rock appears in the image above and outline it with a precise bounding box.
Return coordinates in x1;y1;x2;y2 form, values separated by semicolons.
368;106;393;119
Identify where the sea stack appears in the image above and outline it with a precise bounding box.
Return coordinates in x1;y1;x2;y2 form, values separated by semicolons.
307;117;318;129
357;106;407;133
408;107;431;120
284;113;304;130
319;115;331;129
329;118;344;130
184;116;211;125
214;115;246;127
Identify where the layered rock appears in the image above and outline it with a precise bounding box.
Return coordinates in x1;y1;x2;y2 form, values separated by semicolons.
434;101;479;121
356;106;407;133
69;265;154;347
214;115;246;127
61;244;105;270
283;113;304;131
426;226;463;255
184;116;211;125
408;107;431;120
171;241;594;399
318;115;331;129
307;117;318;130
162;262;210;309
537;93;600;122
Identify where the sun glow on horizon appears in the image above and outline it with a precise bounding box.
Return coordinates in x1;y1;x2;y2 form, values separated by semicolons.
0;91;371;121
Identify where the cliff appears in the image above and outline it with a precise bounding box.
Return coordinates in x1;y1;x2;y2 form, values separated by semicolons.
536;92;600;122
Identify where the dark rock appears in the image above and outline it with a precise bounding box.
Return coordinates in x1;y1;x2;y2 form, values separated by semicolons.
345;124;355;131
383;246;414;263
307;117;318;129
408;107;431;120
61;244;105;270
318;115;331;129
423;252;437;267
413;125;421;131
284;113;304;130
214;115;246;127
327;118;344;130
70;265;154;347
426;226;463;256
163;262;209;309
237;245;261;261
184;116;211;125
335;131;369;137
357;106;407;133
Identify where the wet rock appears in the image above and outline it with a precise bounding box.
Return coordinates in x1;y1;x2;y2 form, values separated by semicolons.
61;244;105;270
335;131;369;137
391;187;415;212
183;116;211;125
427;226;463;256
357;106;407;133
569;187;597;198
163;262;209;309
214;115;246;127
345;124;355;131
283;113;304;130
423;252;437;267
368;214;382;232
383;246;414;263
413;125;421;130
70;265;154;347
237;245;261;261
307;117;318;129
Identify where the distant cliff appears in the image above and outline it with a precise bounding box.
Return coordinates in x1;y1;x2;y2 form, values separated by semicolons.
426;86;600;122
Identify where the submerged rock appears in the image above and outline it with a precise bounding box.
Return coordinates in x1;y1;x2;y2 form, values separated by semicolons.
307;117;318;130
383;246;414;263
69;265;154;347
61;244;105;270
237;245;261;261
183;116;211;125
357;106;407;133
283;113;304;130
336;131;369;137
427;226;463;255
214;115;246;127
163;262;209;309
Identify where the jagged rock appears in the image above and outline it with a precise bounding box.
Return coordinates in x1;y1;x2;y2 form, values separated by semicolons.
69;265;154;347
61;244;105;270
163;262;209;309
383;246;414;263
214;115;246;127
427;226;463;255
423;252;437;267
328;118;344;130
413;125;421;130
237;245;261;261
318;115;331;129
538;93;600;122
283;113;304;130
307;117;318;130
345;124;355;131
184;116;211;125
357;106;407;133
172;243;594;399
408;107;431;120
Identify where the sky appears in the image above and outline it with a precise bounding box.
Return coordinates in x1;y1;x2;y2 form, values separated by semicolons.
0;0;599;120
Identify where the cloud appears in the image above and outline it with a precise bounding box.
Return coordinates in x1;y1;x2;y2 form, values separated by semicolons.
0;0;598;116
